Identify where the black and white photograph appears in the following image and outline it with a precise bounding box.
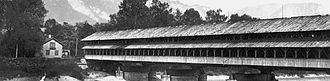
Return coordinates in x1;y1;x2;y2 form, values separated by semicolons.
1;0;330;81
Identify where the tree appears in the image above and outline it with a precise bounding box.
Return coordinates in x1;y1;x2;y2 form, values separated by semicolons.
227;14;258;23
44;19;63;38
171;9;184;26
93;22;111;31
205;9;227;24
77;22;95;39
1;0;47;57
181;8;203;25
149;0;174;27
116;0;151;29
101;0;179;31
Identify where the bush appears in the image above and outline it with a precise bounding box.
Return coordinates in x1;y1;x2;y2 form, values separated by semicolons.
0;57;84;80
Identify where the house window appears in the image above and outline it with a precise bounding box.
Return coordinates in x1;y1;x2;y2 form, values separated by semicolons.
46;50;50;55
55;50;59;55
50;42;56;50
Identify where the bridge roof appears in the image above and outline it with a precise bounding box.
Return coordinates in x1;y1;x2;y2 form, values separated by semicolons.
82;15;330;41
82;39;330;49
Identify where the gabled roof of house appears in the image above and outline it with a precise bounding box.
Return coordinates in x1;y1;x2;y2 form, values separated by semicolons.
43;38;64;46
82;15;330;41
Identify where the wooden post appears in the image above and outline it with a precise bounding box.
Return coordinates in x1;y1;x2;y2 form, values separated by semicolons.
213;49;216;57
143;49;146;56
174;49;177;56
180;49;183;56
121;50;124;55
113;49;116;55
273;49;277;58
129;50;133;55
112;50;115;55
109;50;112;55
245;49;248;57
206;50;209;57
124;50;127;55
129;49;132;55
108;50;110;55
106;50;108;55
221;50;224;57
306;49;310;58
132;50;136;56
98;50;101;55
110;49;114;55
263;50;267;58
237;49;240;57
164;49;166;56
102;50;104;55
96;50;98;55
318;49;322;58
113;50;116;55
192;49;195;56
186;49;189;56
254;50;257;58
229;49;232;57
158;50;161;56
138;50;141;56
82;50;85;55
168;49;170;56
153;49;155;56
294;49;298;58
114;49;116;55
199;49;202;57
284;49;287;58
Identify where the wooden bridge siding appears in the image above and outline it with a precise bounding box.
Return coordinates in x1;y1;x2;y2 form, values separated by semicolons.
85;55;330;68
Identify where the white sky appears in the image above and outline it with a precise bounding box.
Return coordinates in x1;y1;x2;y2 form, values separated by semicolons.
175;0;330;12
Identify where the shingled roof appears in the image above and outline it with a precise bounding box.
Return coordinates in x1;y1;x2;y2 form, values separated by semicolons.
82;15;330;41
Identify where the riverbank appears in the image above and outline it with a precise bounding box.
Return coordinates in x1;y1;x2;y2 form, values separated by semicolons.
4;71;125;81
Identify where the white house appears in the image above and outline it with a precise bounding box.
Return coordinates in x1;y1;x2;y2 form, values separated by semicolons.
41;38;63;58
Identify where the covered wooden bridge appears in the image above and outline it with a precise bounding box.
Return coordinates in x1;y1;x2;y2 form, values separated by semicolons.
82;15;330;68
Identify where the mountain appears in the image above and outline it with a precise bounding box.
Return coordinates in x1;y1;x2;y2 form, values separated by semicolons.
157;0;210;17
43;0;210;24
43;0;120;24
235;3;326;19
44;0;327;24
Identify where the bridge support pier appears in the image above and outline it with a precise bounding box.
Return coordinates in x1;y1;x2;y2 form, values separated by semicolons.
228;73;277;81
167;69;207;81
86;60;119;75
228;69;277;81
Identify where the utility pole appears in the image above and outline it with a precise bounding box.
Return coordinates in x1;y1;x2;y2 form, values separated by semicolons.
15;44;18;58
75;27;78;57
75;37;78;57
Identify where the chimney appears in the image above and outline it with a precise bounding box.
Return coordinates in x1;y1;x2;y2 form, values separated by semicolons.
48;34;52;38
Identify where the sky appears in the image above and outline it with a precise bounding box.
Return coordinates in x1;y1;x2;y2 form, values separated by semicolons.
174;0;330;12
